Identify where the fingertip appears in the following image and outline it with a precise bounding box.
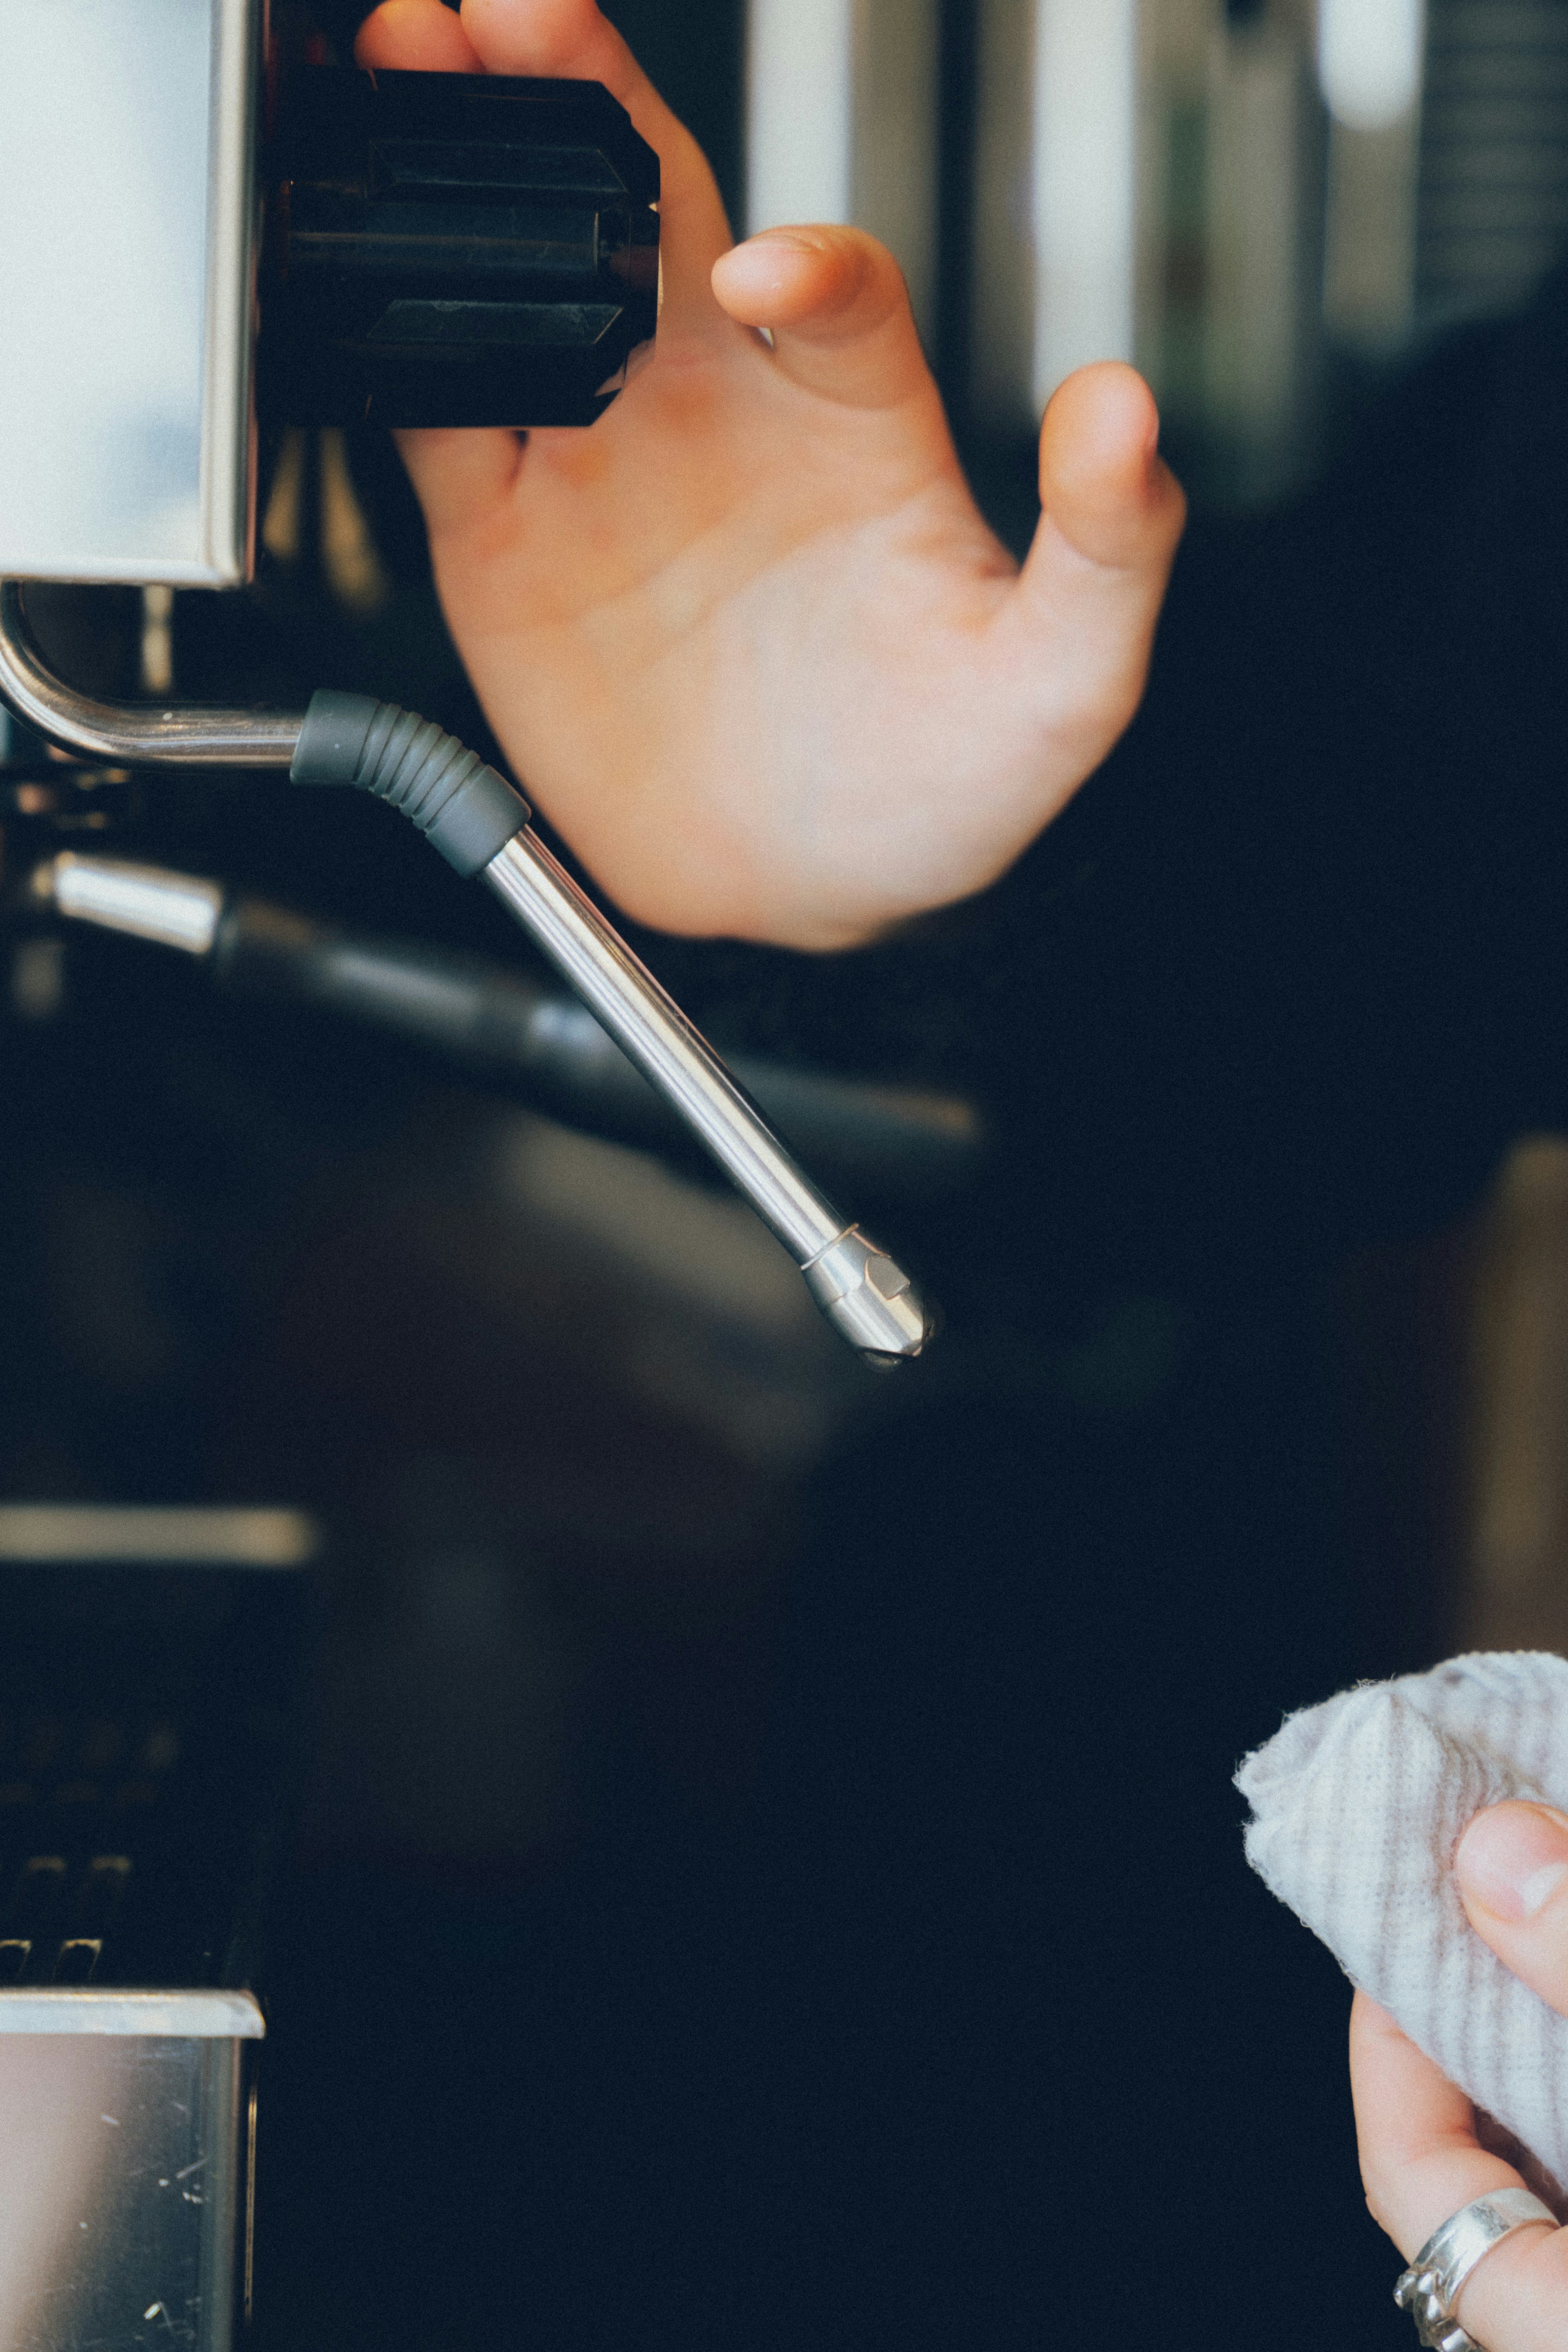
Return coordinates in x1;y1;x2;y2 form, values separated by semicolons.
1043;361;1158;471
1457;1801;1568;1927
1039;363;1184;568
711;231;860;330
355;0;485;70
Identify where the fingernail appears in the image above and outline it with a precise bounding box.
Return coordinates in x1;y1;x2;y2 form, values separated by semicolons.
1457;1803;1568;1923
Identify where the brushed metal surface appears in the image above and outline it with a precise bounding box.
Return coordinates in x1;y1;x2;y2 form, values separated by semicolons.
0;0;258;585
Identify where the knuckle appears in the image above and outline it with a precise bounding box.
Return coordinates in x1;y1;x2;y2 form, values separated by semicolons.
819;227;902;297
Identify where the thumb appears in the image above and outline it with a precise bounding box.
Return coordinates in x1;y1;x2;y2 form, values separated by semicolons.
1457;1802;1568;2015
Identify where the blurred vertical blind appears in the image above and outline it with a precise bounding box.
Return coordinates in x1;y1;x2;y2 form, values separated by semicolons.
746;0;853;232
739;0;1568;504
971;0;1139;419
1417;0;1568;325
745;0;940;337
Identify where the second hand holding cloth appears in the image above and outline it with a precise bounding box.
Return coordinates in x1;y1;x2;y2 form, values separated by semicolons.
1238;1653;1568;2202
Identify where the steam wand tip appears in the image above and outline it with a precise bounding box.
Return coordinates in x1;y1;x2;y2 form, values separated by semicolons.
802;1229;935;1363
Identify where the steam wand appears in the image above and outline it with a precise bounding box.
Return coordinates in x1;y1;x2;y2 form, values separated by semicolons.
0;582;932;1362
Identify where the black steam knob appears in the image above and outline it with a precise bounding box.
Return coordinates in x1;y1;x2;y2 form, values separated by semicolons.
259;67;660;430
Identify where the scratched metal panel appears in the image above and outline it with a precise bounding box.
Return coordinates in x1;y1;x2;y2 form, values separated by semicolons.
0;2036;242;2352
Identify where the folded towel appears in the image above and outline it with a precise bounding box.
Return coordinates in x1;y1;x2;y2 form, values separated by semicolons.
1236;1651;1568;2200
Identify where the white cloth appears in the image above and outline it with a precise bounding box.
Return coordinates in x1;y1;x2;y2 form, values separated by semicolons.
1236;1652;1568;2200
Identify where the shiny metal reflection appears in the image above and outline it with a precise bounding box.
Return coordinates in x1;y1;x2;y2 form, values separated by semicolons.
45;856;225;956
483;831;933;1358
0;586;303;770
0;2031;247;2352
0;0;259;584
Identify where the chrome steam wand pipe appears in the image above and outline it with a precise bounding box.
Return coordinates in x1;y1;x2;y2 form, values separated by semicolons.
0;582;304;768
0;589;933;1358
483;832;930;1356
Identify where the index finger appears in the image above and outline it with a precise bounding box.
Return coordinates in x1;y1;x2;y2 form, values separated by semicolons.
1350;1993;1566;2352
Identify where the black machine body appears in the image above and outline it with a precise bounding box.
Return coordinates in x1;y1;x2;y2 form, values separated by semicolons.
261;66;662;432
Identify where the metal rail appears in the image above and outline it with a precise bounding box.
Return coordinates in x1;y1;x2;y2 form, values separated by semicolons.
0;582;303;768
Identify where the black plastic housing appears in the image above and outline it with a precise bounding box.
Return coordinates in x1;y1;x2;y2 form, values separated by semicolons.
0;1548;305;1991
260;67;660;430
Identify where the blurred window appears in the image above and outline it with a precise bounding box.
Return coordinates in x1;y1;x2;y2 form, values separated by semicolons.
1417;0;1568;330
745;0;940;337
737;0;1568;502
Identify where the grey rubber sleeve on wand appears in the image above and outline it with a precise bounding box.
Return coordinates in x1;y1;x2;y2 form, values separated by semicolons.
290;690;531;876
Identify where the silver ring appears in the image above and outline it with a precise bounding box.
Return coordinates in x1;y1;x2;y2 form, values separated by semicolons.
1394;2186;1558;2350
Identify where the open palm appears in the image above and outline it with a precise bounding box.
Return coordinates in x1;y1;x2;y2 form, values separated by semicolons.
358;0;1186;949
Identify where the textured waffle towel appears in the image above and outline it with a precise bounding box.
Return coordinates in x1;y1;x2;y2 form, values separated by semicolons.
1236;1652;1568;2200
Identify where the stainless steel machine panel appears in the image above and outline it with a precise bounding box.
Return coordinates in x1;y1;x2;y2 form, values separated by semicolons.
0;0;258;586
0;2018;259;2352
